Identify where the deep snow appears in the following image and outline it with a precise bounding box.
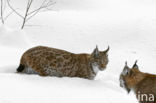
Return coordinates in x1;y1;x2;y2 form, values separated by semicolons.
0;0;156;103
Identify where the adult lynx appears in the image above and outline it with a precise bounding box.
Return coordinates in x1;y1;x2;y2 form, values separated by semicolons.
17;46;109;79
120;61;156;103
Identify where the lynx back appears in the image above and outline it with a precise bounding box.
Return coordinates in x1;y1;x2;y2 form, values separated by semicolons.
17;46;109;80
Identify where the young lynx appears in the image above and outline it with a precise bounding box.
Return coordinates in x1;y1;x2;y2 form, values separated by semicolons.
17;46;109;79
120;61;156;103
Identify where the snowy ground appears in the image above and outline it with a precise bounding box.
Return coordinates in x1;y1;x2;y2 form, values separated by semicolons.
0;0;156;103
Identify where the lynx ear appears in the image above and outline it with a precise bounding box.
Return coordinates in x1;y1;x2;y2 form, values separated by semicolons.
122;61;130;75
104;46;109;53
92;45;99;58
132;60;139;69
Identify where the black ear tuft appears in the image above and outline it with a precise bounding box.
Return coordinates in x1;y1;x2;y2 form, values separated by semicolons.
104;46;109;53
125;61;128;66
132;60;139;69
124;61;129;69
92;45;99;58
122;61;130;75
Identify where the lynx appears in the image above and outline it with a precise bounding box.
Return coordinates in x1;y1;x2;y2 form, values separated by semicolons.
120;61;156;103
17;46;109;79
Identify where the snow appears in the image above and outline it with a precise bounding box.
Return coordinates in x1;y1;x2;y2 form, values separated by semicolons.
0;25;32;48
0;0;156;103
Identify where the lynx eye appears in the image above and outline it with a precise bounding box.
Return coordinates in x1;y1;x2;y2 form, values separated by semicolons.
126;72;129;75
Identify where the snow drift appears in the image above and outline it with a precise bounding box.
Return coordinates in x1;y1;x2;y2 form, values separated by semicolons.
0;0;156;103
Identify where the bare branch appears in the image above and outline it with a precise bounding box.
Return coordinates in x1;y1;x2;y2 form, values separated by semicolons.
7;0;55;29
27;0;47;15
4;10;14;20
7;0;24;18
21;0;34;29
26;9;40;22
26;0;55;21
1;0;4;24
27;0;33;10
28;0;55;15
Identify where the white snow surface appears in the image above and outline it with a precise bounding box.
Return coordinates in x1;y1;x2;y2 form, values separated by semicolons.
0;0;156;103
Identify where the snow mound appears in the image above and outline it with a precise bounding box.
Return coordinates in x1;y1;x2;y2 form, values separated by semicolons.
0;65;137;103
0;25;32;48
0;65;17;73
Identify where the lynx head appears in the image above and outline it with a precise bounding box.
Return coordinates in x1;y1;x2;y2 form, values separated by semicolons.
91;46;109;71
119;60;140;93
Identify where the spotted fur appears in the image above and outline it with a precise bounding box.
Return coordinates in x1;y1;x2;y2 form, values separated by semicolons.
17;46;109;79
